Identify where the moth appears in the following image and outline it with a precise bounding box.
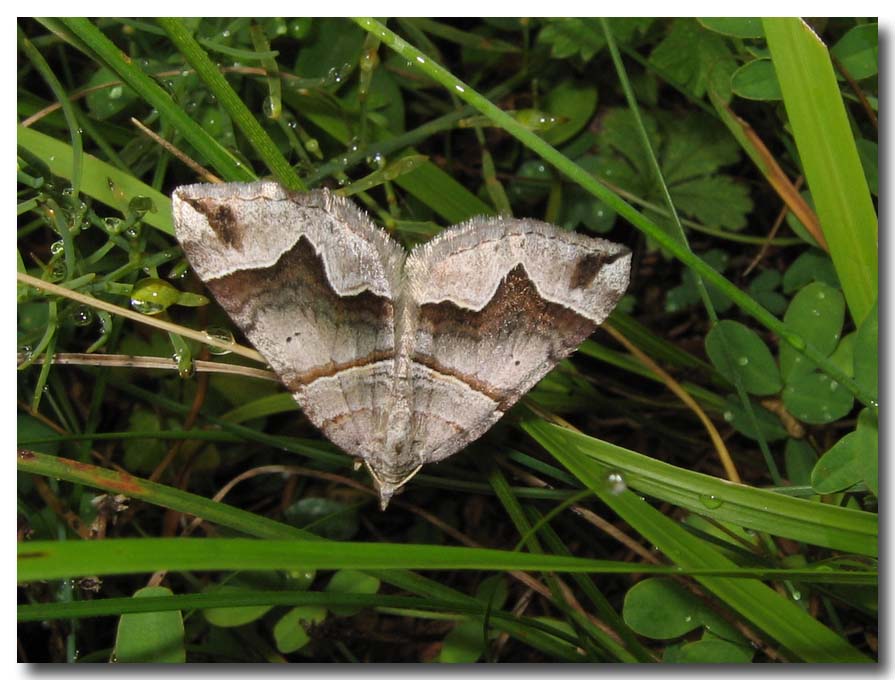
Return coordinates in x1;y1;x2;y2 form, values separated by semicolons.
172;182;631;507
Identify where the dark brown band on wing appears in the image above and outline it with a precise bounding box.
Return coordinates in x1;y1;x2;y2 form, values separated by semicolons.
191;235;395;387
415;264;597;411
200;235;392;322
417;264;596;356
284;352;394;391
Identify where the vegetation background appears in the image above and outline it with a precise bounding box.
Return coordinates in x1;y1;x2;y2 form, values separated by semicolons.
17;17;877;663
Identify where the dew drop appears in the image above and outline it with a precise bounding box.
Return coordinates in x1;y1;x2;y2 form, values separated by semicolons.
699;494;723;509
73;306;94;327
109;85;123;100
454;84;465;93
606;471;626;495
722;410;734;422
50;240;64;255
737;356;749;366
205;326;235;355
103;217;125;235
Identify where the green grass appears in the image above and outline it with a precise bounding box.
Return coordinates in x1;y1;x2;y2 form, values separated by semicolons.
18;17;877;663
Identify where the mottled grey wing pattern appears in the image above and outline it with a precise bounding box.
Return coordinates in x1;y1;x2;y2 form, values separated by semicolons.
172;182;405;461
403;217;631;467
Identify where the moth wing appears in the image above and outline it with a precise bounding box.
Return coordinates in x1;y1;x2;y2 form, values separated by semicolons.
403;217;631;465
172;182;405;458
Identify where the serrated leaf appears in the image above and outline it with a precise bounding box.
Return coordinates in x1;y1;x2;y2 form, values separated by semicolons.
538;18;605;61
706;320;781;395
665;249;732;314
778;282;845;381
670;175;752;230
782;371;854;425
114;587;185;663
830;23;878;80
648;19;738;98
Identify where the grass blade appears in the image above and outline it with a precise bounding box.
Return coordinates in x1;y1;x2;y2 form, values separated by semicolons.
763;18;877;324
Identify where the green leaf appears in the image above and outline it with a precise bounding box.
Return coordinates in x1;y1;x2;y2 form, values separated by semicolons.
666;249;732;314
855;138;878;196
294;18;363;81
623;578;710;639
748;269;786;316
538;18;605;61
541;80;597;146
857;409;878;497
283;497;360;541
830;23;878;80
17;413;60;455
784;439;818;487
122;408;167;473
853;300;878;400
597;108;751;231
669;639;754;663
325;570;380;616
114;586;185;663
648;19;738;98
778;282;845;381
203;585;274;627
272;606;327;654
721;396;788;442
437;618;489;663
669;174;752;231
782;371;855;425
782;250;839;294
705;320;781;396
84;66;138;119
730;59;782;100
698;18;764;38
811;431;865;495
